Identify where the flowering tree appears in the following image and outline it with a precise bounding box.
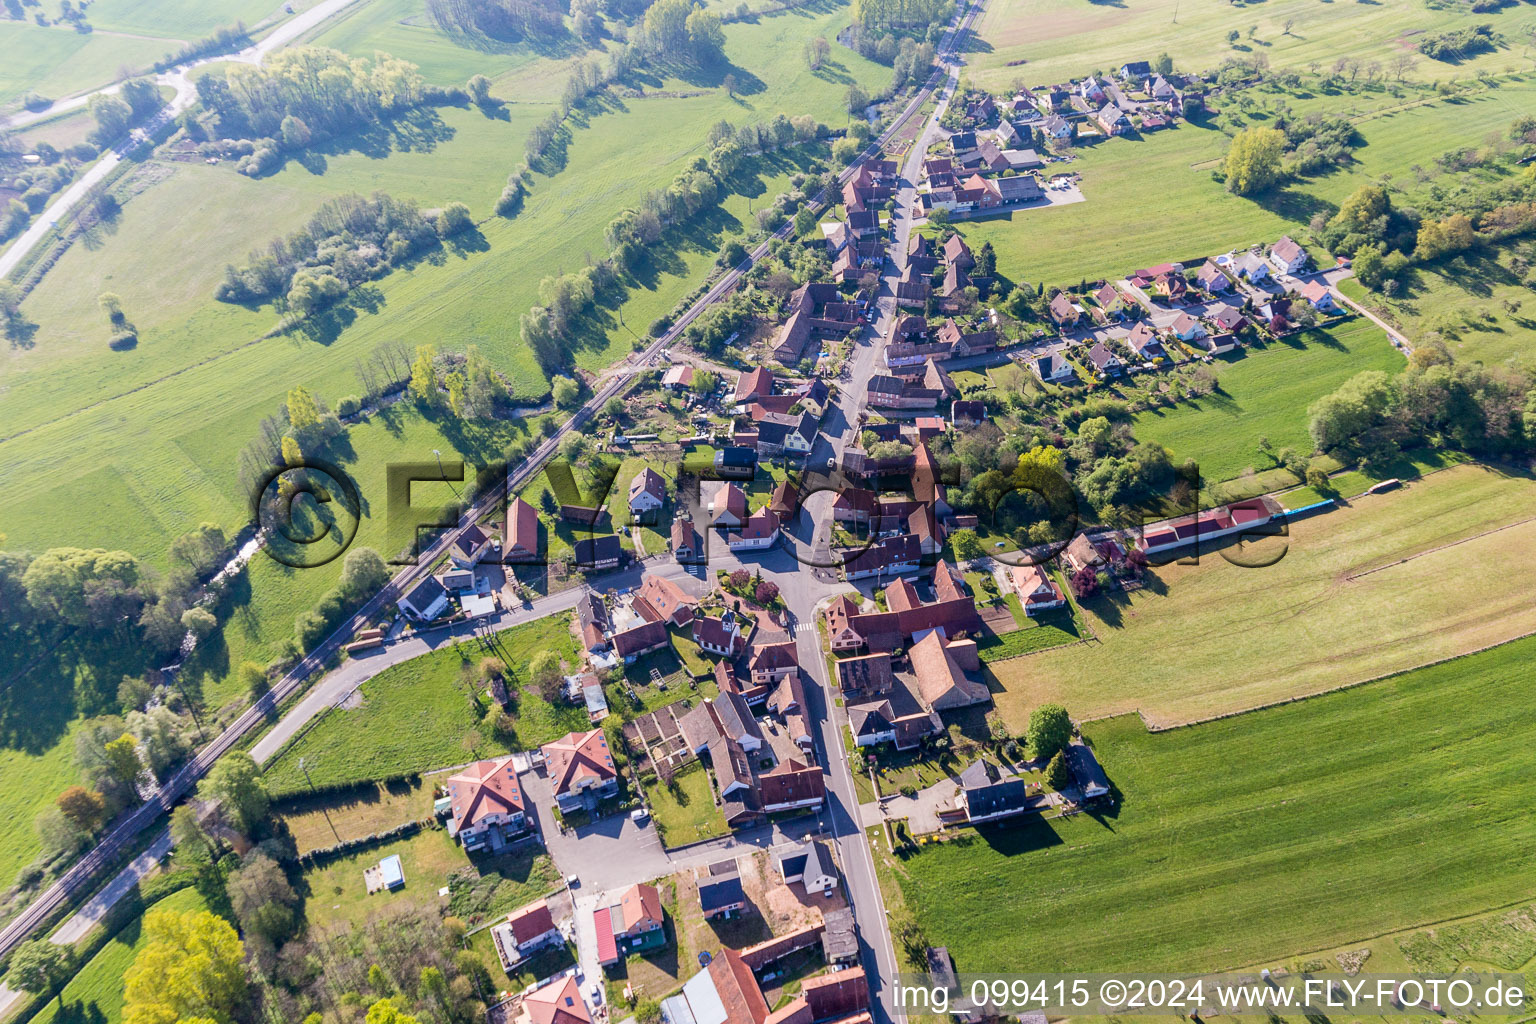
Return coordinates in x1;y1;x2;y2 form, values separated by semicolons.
755;580;779;604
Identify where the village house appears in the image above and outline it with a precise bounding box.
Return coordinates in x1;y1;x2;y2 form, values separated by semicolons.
636;573;697;626
572;535;622;572
1119;60;1152;79
1093;282;1126;316
672;515;701;562
1170;312;1208;342
772;283;861;366
1086;341;1124;376
1232;251;1271;283
446;757;528;852
1007;563;1066;615
575;591;609;652
542;729;619;812
1145;74;1176;101
1153;270;1188;301
758;757;825;813
1194;260;1231;293
948;130;978;156
1125;321;1166;360
1029;352;1075;383
595;883;667;966
449;524;496;569
504;496;541;563
778;840;839;894
628;467;666;517
398;576;450;622
747;641;799;687
838;533;924;581
694;608;749;657
1041;113;1073;140
960;759;1030;824
727;507;781;552
1297;279;1338;312
511;974;591;1024
755;409;819;457
709;482;750;529
1268;235;1309;275
1206;301;1247;335
866;362;954;409
767;672;813;752
1048;293;1080;329
1095;104;1132;136
1078;76;1107;104
1139;496;1282;558
699;860;748;920
951;400;985;429
735;367;776;405
1066;740;1111;799
490;899;562;971
825;562;982;649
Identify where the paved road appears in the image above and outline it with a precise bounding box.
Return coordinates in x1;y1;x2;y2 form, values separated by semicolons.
0;0;363;280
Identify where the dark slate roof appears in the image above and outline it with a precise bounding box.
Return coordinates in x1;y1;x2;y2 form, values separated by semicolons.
573;535;623;565
699;866;746;912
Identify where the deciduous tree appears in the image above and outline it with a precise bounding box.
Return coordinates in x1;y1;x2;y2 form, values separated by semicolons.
1222;126;1286;195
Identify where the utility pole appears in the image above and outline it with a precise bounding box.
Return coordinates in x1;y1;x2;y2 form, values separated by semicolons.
300;757;340;841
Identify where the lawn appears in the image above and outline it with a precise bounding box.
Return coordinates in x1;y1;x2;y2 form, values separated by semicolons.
273;776;437;856
987;462;1536;728
644;763;729;846
24;886;209;1024
1130;321;1404;485
964;0;1536;91
301;825;559;931
1338;248;1536;368
262;615;585;796
878;633;1536;976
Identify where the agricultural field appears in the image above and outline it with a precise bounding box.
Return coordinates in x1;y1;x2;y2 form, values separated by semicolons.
23;886;209;1024
964;0;1536;92
0;728;87;905
988;462;1536;728
1130;322;1404;485
946;78;1536;289
1338;248;1536;367
0;0;308;111
878;632;1536;976
262;614;585;796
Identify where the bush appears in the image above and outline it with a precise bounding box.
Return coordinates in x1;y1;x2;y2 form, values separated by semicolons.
108;330;138;350
336;394;362;416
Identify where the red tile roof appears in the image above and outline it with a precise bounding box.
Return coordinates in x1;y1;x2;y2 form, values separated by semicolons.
506;899;556;946
446;757;525;830
542;729;616;796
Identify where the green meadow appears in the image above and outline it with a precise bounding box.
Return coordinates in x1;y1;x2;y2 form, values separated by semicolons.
965;0;1536;92
262;615;584;796
883;633;1536;974
1131;322;1404;485
947;78;1536;289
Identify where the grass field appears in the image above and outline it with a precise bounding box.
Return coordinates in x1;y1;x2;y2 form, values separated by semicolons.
1338;250;1536;368
262;615;584;796
274;776;435;855
964;0;1536;92
0;723;88;914
987;462;1536;728
24;886;209;1024
1130;322;1404;485
301;826;558;931
644;763;728;846
878;632;1536;975
946;79;1536;289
